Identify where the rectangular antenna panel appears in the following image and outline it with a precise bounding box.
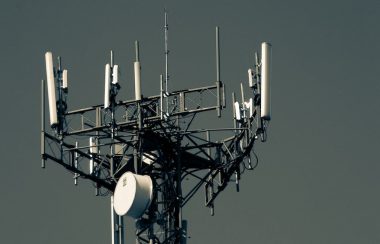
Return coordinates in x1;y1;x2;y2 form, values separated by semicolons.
62;69;68;89
112;65;119;84
89;137;98;174
104;64;111;108
248;68;254;88
234;102;241;120
245;98;254;118
45;52;58;126
134;61;141;100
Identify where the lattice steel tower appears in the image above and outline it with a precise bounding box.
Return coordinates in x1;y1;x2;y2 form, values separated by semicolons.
41;12;272;244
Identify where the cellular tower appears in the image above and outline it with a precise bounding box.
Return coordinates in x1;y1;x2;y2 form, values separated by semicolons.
41;12;272;244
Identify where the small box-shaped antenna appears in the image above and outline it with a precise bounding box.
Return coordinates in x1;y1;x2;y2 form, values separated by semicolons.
89;137;98;174
260;42;271;120
104;64;111;109
62;69;68;89
45;52;58;127
112;65;119;84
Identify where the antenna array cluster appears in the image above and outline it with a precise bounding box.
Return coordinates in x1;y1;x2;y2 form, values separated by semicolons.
41;15;272;244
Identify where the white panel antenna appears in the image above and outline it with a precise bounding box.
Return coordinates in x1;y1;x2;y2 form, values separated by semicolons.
234;102;241;120
45;52;58;126
134;62;141;100
248;68;254;88
62;69;68;89
261;42;271;120
89;137;98;174
244;98;254;118
104;64;111;109
112;65;119;84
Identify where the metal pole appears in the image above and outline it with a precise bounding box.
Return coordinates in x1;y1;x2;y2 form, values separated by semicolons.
175;137;183;243
57;56;63;137
111;196;119;244
111;50;114;68
118;215;124;244
135;41;140;62
41;80;46;168
206;131;214;216
164;11;170;116
160;74;164;119
74;142;78;185
216;27;222;117
164;11;169;93
216;26;220;82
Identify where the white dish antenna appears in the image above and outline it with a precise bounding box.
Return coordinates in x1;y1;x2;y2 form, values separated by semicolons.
113;172;153;219
260;42;271;120
104;64;111;109
45;52;58;127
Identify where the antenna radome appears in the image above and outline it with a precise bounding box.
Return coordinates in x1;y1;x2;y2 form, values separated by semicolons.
261;42;271;120
44;52;58;126
104;64;111;109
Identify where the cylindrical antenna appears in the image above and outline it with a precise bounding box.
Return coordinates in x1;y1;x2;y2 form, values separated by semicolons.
62;69;68;89
104;64;111;109
134;41;141;101
260;42;271;120
216;26;220;81
45;52;58;126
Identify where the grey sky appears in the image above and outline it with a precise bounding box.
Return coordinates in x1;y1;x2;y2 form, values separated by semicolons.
0;0;379;243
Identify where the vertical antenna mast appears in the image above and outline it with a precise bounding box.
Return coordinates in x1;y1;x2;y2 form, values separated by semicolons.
110;50;114;68
216;26;220;82
41;79;45;168
164;10;169;94
164;10;170;115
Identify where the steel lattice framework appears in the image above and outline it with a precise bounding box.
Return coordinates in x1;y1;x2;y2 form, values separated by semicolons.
40;16;271;244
